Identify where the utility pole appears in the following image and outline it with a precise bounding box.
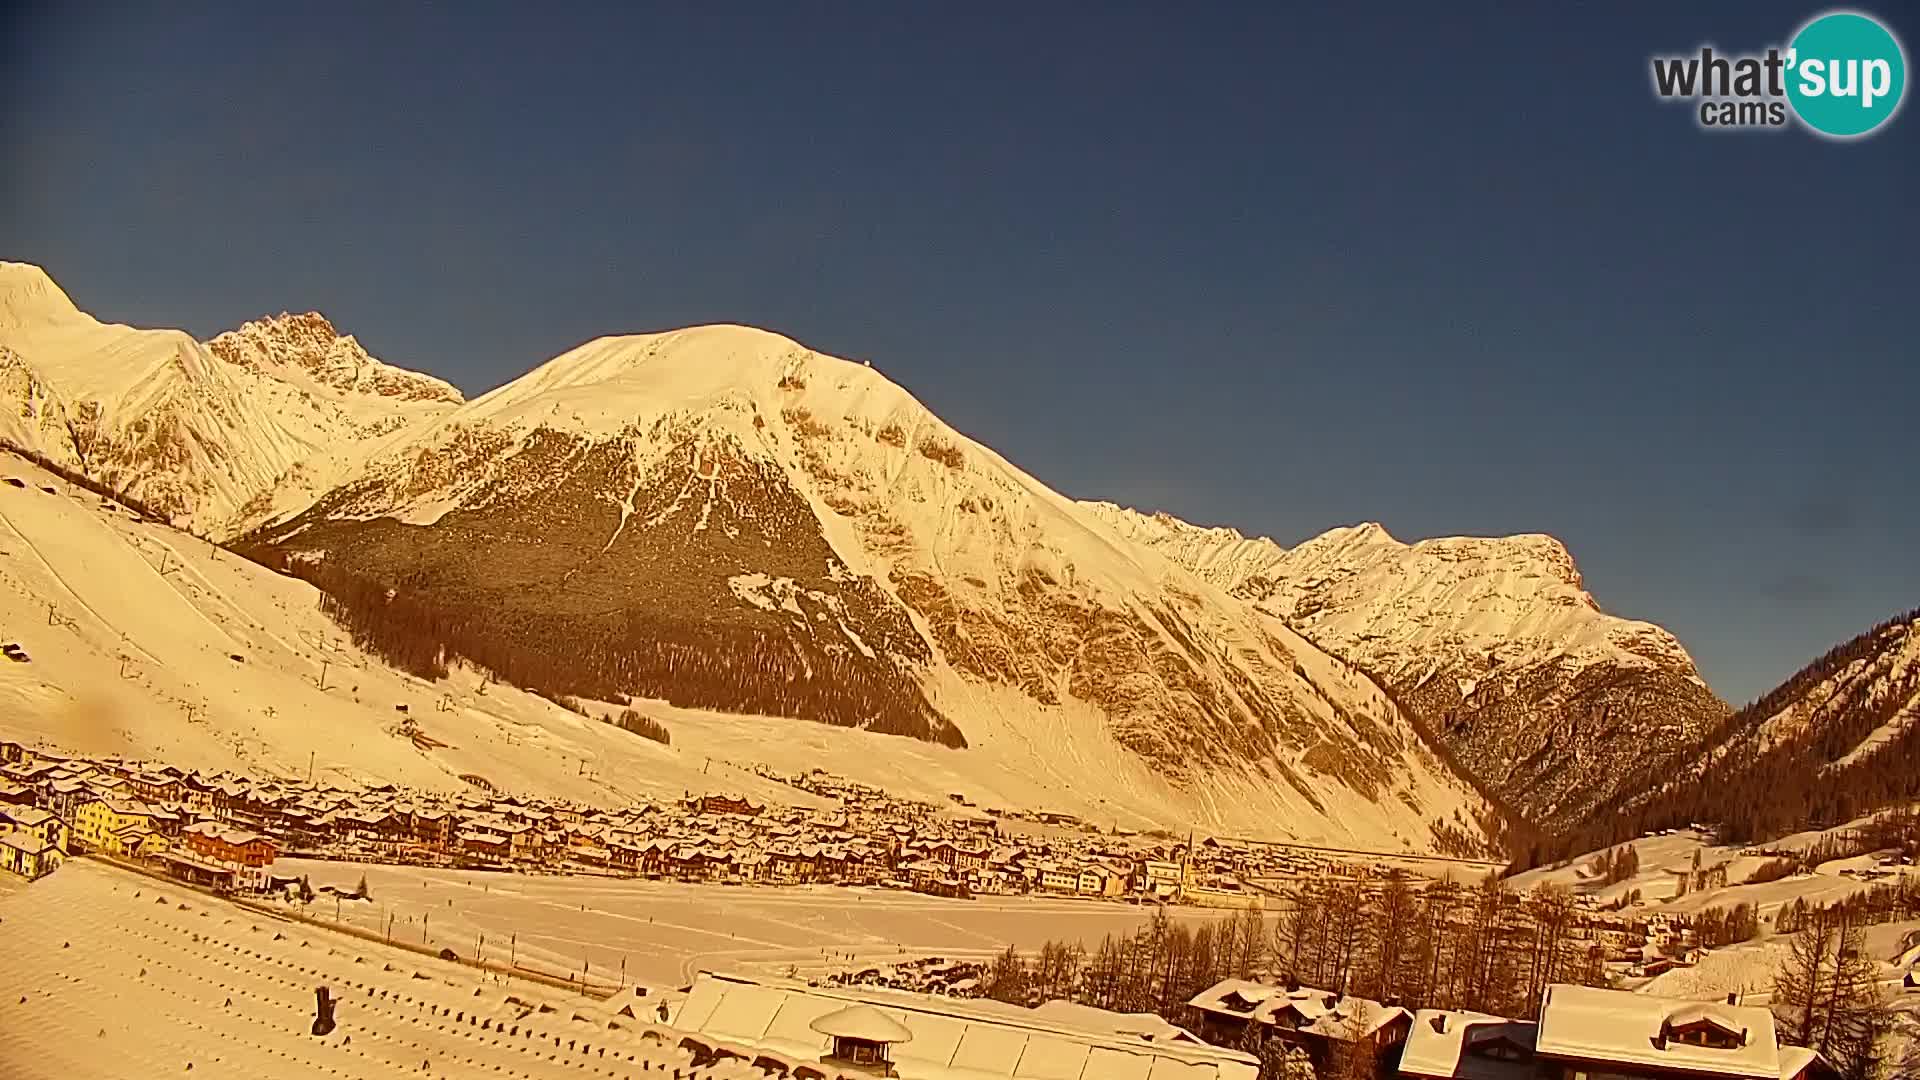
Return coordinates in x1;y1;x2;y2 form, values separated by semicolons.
317;660;330;691
307;752;315;785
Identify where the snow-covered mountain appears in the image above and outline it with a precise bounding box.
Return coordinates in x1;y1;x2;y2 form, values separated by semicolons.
1675;610;1920;820
232;324;1497;849
1084;503;1727;830
1722;613;1920;761
1549;609;1920;853
0;262;461;534
208;311;461;408
0;264;1497;849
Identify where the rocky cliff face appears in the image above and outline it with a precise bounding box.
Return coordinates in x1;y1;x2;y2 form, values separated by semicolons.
1086;503;1727;830
207;312;462;407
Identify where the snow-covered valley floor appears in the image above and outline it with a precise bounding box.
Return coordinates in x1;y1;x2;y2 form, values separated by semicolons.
280;857;1237;989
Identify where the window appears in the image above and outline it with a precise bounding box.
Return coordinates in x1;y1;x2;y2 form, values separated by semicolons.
1673;1027;1740;1049
1663;1017;1745;1050
1469;1039;1532;1062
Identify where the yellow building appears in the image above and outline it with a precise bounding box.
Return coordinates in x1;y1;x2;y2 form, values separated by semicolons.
73;798;163;857
0;806;68;854
0;831;63;879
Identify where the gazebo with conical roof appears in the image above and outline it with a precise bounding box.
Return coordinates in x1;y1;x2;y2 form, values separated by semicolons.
810;1003;912;1075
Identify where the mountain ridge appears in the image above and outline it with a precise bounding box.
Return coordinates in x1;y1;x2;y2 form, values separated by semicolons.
1530;607;1920;863
1084;500;1728;831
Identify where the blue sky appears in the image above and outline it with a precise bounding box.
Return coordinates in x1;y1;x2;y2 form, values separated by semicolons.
3;3;1915;702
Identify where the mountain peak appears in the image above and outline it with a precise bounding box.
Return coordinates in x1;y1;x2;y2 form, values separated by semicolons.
0;261;84;328
208;312;462;405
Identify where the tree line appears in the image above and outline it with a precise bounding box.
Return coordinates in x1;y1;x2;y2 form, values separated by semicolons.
236;548;967;748
976;874;1605;1078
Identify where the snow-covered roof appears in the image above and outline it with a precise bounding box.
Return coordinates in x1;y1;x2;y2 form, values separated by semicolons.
1186;977;1403;1036
1534;985;1779;1079
0;832;55;855
676;972;1257;1079
810;1002;914;1043
1400;1010;1539;1080
0;805;55;827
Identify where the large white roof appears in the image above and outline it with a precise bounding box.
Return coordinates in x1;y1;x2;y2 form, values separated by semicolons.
676;971;1257;1079
1535;984;1780;1080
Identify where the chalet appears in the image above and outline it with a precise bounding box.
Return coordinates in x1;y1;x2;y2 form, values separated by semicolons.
1400;1011;1541;1080
183;821;278;867
0;831;61;879
128;772;181;803
671;846;731;881
495;821;536;860
902;858;949;890
1636;956;1696;979
1077;865;1127;898
1187;978;1409;1072
403;807;451;849
45;778;90;818
77;772;124;796
734;851;769;882
459;829;509;860
814;847;851;882
770;846;820;883
1534;985;1824;1080
611;838;669;876
0;805;68;853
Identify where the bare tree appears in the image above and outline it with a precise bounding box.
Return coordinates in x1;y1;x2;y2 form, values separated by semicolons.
1231;906;1268;979
1329;1001;1377;1080
1776;909;1840;1046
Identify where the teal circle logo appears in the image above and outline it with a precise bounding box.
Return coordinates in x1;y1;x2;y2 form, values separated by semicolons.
1786;11;1907;137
